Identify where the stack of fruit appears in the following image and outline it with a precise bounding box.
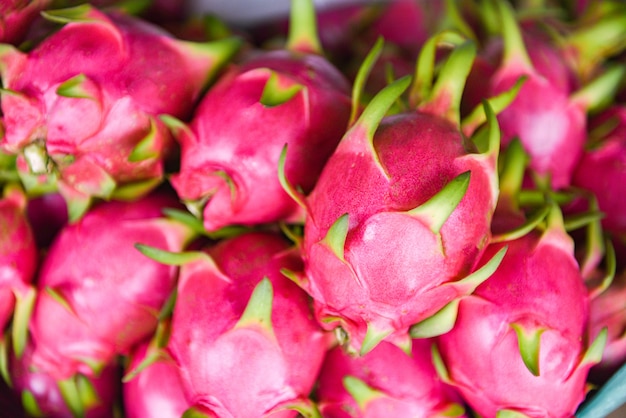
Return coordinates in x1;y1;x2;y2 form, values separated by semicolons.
1;0;625;416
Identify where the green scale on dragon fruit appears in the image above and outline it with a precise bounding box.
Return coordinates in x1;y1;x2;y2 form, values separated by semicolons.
0;3;241;222
316;338;466;417
434;204;606;417
136;230;332;418
25;190;196;381
289;32;508;356
168;0;352;232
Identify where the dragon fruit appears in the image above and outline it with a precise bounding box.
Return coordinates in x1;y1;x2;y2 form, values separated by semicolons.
316;339;465;417
123;339;190;418
487;0;623;189
27;190;196;380
0;184;38;349
169;0;351;232
0;4;240;221
435;205;606;417
0;0;51;45
292;36;503;355
138;231;331;417
7;338;120;418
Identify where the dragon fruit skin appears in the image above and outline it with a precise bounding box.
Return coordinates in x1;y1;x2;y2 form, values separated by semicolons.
435;217;599;417
0;5;239;218
0;186;38;331
123;340;189;418
166;231;331;417
8;339;120;418
28;191;195;380
573;105;626;237
316;339;466;417
170;48;352;231
0;0;51;45
301;86;499;353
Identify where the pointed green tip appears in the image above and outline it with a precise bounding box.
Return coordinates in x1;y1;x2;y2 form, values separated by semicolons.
354;74;411;143
496;410;532;418
571;65;626;113
41;4;99;24
343;375;384;411
56;74;96;100
511;323;545;376
128;119;159;163
350;36;385;126
360;323;392;356
22;390;44;417
235;277;275;334
277;144;309;212
134;244;209;266
431;342;453;384
286;0;322;54
409;299;460;338
260;70;304;107
12;286;36;359
321;213;349;262
498;0;533;71
581;327;608;367
408;171;471;234
182;406;212;418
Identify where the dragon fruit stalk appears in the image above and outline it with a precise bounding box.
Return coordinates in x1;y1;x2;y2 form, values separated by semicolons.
316;339;466;417
435;204;606;417
0;4;241;221
169;0;351;232
137;231;331;417
291;35;504;355
27;191;196;380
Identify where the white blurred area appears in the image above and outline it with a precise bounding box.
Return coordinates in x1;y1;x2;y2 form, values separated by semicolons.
185;0;384;26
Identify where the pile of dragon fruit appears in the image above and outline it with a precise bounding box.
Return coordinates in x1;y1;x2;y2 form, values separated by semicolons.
1;0;626;416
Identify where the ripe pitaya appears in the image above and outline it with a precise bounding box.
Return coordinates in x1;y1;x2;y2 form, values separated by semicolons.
293;37;504;355
7;338;120;418
435;205;606;417
169;0;352;232
316;339;466;417
0;4;241;221
27;190;196;380
0;0;51;45
487;0;623;189
123;339;189;418
138;231;331;417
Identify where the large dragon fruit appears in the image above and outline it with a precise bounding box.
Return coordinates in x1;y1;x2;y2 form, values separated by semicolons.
434;206;605;417
169;0;351;232
27;190;196;380
294;37;503;355
0;4;240;220
139;231;331;417
316;339;465;417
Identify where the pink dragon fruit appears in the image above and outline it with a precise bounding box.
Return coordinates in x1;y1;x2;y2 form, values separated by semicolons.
27;190;196;380
0;4;240;221
316;339;466;417
0;184;38;340
487;0;623;189
7;338;120;418
138;231;331;417
588;270;626;385
0;0;51;45
123;339;190;418
169;0;352;232
573;105;626;240
435;206;605;417
293;38;503;355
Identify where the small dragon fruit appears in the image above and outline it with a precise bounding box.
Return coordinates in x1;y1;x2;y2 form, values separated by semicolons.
123;339;190;418
316;339;466;417
137;231;331;417
0;4;240;221
487;0;624;189
6;338;120;418
27;190;196;380
0;0;51;45
435;205;606;417
292;36;504;355
169;0;352;232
